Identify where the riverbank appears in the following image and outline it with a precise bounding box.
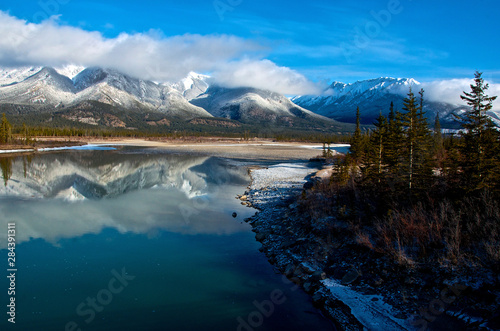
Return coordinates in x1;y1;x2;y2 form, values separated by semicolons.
240;160;500;330
1;137;335;161
90;137;331;161
0;140;85;154
240;160;411;330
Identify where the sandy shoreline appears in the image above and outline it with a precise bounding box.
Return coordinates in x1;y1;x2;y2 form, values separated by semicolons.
1;137;342;161
90;138;327;161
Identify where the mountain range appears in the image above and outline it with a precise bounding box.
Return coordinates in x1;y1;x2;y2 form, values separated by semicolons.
0;66;485;131
291;78;471;127
0;65;345;132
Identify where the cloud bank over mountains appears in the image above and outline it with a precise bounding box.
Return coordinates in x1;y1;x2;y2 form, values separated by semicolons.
0;10;498;108
421;79;500;109
0;11;321;95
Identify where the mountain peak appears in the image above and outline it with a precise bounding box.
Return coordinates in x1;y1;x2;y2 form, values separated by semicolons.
171;72;210;100
54;65;85;79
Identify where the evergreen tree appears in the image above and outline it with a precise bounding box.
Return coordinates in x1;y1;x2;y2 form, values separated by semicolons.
0;113;12;144
433;113;446;174
366;112;388;183
385;102;404;173
350;107;363;162
401;88;432;192
433;113;443;148
22;123;32;145
458;71;498;190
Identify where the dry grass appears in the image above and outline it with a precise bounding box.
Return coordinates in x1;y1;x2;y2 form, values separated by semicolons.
299;158;500;268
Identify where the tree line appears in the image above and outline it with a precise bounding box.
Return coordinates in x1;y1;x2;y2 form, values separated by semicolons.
302;71;499;267
349;71;499;199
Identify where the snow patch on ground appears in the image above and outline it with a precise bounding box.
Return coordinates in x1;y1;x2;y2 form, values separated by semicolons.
322;278;411;330
249;163;318;190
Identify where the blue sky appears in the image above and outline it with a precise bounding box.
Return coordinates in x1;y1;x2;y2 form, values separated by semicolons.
1;0;499;92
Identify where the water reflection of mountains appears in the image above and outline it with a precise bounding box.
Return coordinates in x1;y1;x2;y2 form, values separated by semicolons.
0;151;249;200
0;151;255;247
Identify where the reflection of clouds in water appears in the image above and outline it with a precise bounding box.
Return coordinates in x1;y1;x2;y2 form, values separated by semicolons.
0;152;254;248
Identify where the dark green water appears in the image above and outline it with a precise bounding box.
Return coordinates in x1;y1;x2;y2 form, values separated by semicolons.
0;147;333;330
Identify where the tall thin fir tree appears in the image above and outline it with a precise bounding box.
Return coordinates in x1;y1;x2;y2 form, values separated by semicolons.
433;113;446;173
434;113;443;149
350;106;363;162
402;88;431;191
0;113;12;144
367;112;388;183
385;102;404;173
459;71;498;190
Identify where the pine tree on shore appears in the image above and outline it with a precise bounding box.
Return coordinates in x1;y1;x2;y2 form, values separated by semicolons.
433;113;447;174
458;71;498;191
0;113;12;144
433;113;443;149
384;102;404;175
366;112;388;183
401;88;431;192
350;107;364;162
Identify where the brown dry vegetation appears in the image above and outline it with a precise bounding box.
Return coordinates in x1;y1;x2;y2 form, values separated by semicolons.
299;154;500;271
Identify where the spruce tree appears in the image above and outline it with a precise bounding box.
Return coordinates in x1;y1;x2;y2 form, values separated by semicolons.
433;113;446;174
459;71;498;190
0;113;12;144
401;88;431;192
350;106;363;162
385;102;404;171
434;113;443;148
366;112;388;183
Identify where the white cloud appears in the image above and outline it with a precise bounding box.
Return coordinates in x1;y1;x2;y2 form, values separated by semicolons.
421;79;500;110
383;77;500;111
0;11;319;95
211;59;322;95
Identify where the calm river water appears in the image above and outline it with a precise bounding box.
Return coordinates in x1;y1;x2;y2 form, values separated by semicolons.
0;147;334;330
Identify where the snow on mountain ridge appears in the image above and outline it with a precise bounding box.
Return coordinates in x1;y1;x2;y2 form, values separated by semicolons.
170;71;210;101
0;66;213;119
291;77;472;126
190;85;330;123
0;66;43;86
325;77;420;98
54;65;85;79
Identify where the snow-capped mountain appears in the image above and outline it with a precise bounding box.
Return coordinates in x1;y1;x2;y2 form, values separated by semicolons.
0;66;44;86
0;65;341;129
0;66;211;119
54;64;86;79
0;67;76;105
292;77;467;126
170;71;210;101
191;86;332;124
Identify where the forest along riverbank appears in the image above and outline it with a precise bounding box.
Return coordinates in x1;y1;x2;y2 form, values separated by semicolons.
238;160;415;331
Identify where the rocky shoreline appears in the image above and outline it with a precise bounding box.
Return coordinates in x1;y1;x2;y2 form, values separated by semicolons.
239;160;500;331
